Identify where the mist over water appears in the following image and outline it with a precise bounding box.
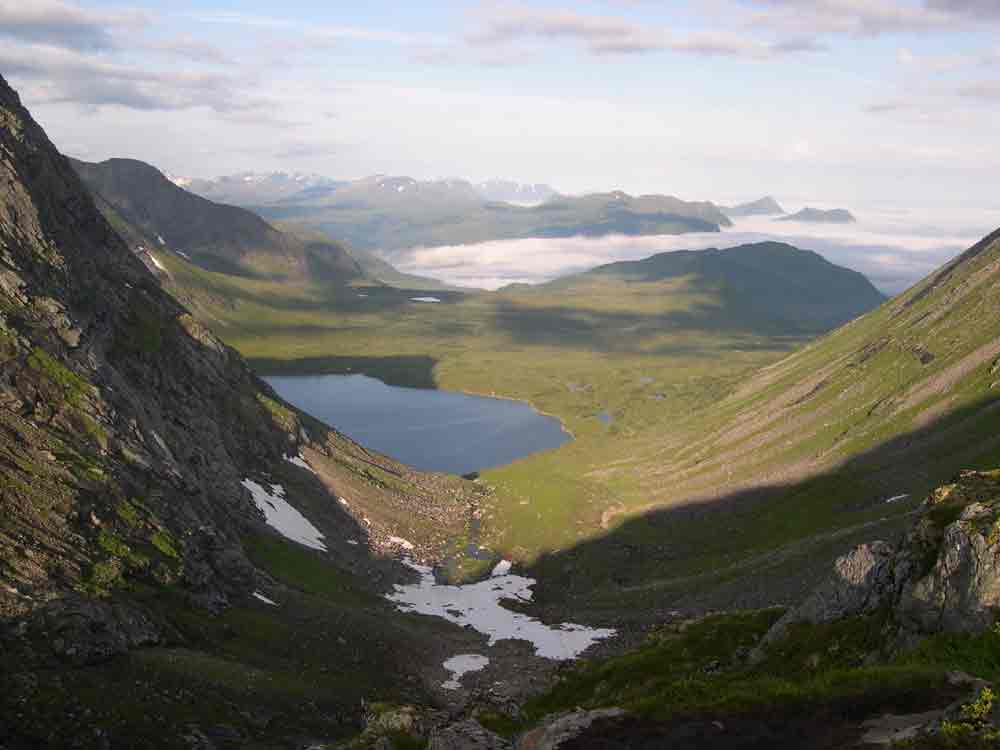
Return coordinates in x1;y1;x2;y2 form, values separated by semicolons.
391;201;1000;295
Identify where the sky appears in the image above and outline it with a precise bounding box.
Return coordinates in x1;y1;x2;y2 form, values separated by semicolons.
3;0;999;212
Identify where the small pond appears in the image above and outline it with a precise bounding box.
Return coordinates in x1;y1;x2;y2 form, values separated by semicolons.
264;373;571;475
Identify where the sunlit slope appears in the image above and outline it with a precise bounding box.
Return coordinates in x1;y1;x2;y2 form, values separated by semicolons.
654;227;1000;504
517;228;1000;617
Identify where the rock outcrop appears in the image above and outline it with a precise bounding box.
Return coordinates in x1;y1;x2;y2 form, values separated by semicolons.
759;470;1000;650
517;708;627;750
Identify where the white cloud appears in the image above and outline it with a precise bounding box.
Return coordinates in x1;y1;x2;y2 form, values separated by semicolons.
393;208;995;294
0;0;148;50
467;4;823;59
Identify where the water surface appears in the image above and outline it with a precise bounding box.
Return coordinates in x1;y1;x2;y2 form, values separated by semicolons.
265;373;570;475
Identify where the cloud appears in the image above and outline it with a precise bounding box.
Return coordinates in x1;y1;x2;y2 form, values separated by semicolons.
271;142;339;160
467;5;821;59
146;36;231;64
957;80;1000;101
864;99;916;114
1;41;270;116
925;0;1000;19
187;11;422;45
0;0;148;51
741;0;973;37
393;213;981;294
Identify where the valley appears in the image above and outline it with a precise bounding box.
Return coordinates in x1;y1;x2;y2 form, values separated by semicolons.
3;31;1000;745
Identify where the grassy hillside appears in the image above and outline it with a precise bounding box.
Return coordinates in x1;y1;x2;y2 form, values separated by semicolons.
519;227;1000;620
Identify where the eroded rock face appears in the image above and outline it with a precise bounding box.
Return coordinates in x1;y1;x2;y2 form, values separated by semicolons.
760;470;1000;648
897;502;1000;634
428;719;511;750
760;541;896;650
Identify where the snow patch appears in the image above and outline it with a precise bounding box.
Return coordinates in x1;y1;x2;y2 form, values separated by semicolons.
285;453;317;474
241;479;327;551
387;560;615;660
253;591;278;606
388;536;415;551
411;296;441;303
157;234;165;245
491;560;512;577
442;654;490;690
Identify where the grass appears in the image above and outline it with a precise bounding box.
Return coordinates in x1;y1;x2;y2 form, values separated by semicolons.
244;534;377;606
26;346;91;406
510;609;1000;741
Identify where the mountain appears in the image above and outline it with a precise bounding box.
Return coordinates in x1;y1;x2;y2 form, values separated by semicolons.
474;179;558;205
536;241;886;334
71;158;363;282
175;171;346;206
722;196;785;217
778;207;857;223
0;75;489;747
255;180;732;257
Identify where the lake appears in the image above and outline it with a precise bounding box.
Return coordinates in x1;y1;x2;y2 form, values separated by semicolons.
264;373;571;475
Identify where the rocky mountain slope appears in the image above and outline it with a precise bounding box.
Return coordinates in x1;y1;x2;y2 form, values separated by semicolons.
72;158;363;282
323;469;1000;749
0;75;495;748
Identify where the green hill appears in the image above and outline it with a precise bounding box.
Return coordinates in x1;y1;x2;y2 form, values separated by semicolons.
537;241;885;334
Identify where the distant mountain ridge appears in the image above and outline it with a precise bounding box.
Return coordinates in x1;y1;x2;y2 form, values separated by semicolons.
255;180;732;257
475;179;557;205
172;171;346;206
722;196;785;217
779;207;857;224
179;171;558;208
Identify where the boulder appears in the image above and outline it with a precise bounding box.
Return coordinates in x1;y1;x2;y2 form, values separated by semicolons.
40;597;161;666
897;503;1000;635
758;471;1000;652
757;541;895;652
